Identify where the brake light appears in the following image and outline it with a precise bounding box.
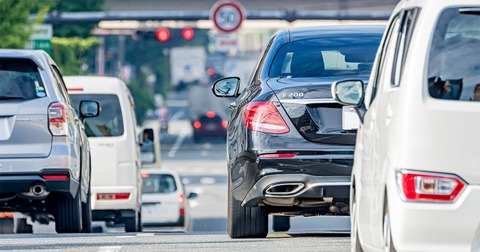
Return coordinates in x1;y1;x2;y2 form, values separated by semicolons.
141;173;150;178
222;120;228;128
206;111;216;118
67;88;83;92
42;175;69;180
48;103;68;136
396;170;466;202
97;193;130;200
242;101;289;134
0;212;14;218
258;153;296;158
193;121;202;129
178;194;185;216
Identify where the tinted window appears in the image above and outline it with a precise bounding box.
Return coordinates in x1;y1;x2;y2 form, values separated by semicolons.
142;174;177;194
70;94;124;137
269;35;382;78
0;59;46;101
427;8;480;101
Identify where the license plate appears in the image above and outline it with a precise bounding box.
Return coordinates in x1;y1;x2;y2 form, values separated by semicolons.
206;124;216;130
342;106;359;130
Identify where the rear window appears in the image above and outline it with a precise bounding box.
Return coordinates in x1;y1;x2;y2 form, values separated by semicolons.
142;174;177;194
427;7;480;101
0;59;46;101
269;34;382;78
70;94;124;137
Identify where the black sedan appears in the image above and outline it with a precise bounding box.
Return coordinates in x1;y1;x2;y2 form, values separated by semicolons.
212;25;384;238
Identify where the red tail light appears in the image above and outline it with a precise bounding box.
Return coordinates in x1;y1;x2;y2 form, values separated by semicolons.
48;103;68;136
221;120;228;128
97;193;130;200
242;101;289;134
396;170;466;202
193;121;202;129
258;153;296;158
178;194;185;216
42;175;69;180
141;173;150;178
67;88;83;92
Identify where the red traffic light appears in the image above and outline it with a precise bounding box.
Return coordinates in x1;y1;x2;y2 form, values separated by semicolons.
155;28;170;42
182;28;194;40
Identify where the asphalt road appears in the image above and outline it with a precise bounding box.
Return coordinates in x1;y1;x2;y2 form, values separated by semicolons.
0;96;351;251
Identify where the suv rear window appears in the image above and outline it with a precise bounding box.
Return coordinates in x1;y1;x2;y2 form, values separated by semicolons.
427;7;480;101
70;94;124;137
0;59;46;101
142;174;177;194
269;35;382;78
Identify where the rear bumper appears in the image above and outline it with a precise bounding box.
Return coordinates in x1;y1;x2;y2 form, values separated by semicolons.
242;174;350;207
0;169;78;197
91;186;139;211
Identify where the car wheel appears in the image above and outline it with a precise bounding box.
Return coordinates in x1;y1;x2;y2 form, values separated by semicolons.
137;210;142;232
383;198;396;252
227;178;268;238
15;218;33;234
81;188;92;233
272;216;290;232
0;218;14;234
124;211;139;232
55;189;82;233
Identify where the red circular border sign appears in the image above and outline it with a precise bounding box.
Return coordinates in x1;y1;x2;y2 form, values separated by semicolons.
211;1;245;33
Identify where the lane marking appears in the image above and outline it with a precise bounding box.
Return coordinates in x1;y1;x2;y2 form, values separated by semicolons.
98;246;122;252
136;233;155;237
168;133;187;158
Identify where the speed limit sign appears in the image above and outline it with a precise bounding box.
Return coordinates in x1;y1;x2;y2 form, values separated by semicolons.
210;1;245;33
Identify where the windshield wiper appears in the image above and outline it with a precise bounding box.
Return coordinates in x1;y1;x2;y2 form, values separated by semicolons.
0;96;24;100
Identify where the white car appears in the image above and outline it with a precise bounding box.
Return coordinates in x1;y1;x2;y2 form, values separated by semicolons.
331;0;480;251
141;169;197;229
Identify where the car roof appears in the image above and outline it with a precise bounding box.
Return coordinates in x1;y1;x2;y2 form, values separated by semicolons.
141;168;181;177
64;76;129;95
279;25;386;43
0;49;55;71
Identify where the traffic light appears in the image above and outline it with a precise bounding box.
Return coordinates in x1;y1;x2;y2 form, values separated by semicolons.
155;28;171;42
181;28;194;40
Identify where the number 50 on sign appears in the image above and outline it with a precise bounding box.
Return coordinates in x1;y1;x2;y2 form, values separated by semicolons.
210;0;245;33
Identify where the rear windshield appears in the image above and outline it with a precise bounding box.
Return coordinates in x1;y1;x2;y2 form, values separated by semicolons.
142;174;177;194
427;8;480;101
0;59;46;101
70;94;124;137
269;34;382;78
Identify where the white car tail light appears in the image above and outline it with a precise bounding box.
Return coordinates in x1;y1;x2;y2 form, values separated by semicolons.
48;103;68;136
396;170;466;202
242;101;289;134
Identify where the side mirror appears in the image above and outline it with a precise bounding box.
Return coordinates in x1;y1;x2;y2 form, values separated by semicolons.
140;128;155;164
212;77;240;98
331;79;366;123
187;192;198;199
79;100;100;119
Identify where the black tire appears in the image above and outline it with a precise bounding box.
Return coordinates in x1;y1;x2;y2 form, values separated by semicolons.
124;211;139;232
227;178;268;238
14;218;33;234
272;216;290;232
137;211;142;232
55;189;83;233
0;218;14;234
81;190;92;233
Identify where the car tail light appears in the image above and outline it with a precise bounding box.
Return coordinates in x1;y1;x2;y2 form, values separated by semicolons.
222;120;228;128
48;103;68;136
258;153;296;158
97;193;130;200
242;101;289;134
178;194;185;216
141;173;150;178
67;88;83;92
193;121;202;129
396;170;466;202
42;175;69;180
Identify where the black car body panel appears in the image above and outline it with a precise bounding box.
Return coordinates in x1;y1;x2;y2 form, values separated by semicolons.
219;25;384;218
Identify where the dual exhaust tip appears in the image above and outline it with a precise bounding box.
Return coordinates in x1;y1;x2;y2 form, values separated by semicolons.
265;183;305;196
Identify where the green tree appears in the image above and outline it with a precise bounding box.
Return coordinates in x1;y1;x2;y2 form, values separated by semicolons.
0;0;53;48
51;37;98;75
51;0;104;38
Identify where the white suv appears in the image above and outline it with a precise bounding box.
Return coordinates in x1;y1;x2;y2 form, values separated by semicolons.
332;0;480;251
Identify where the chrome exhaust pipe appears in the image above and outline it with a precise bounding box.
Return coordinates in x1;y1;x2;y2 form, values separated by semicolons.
265;183;305;196
20;184;49;199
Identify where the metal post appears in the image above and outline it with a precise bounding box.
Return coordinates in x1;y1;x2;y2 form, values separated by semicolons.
96;36;105;75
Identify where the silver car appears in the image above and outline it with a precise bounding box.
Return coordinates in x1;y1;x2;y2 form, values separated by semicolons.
0;49;99;233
